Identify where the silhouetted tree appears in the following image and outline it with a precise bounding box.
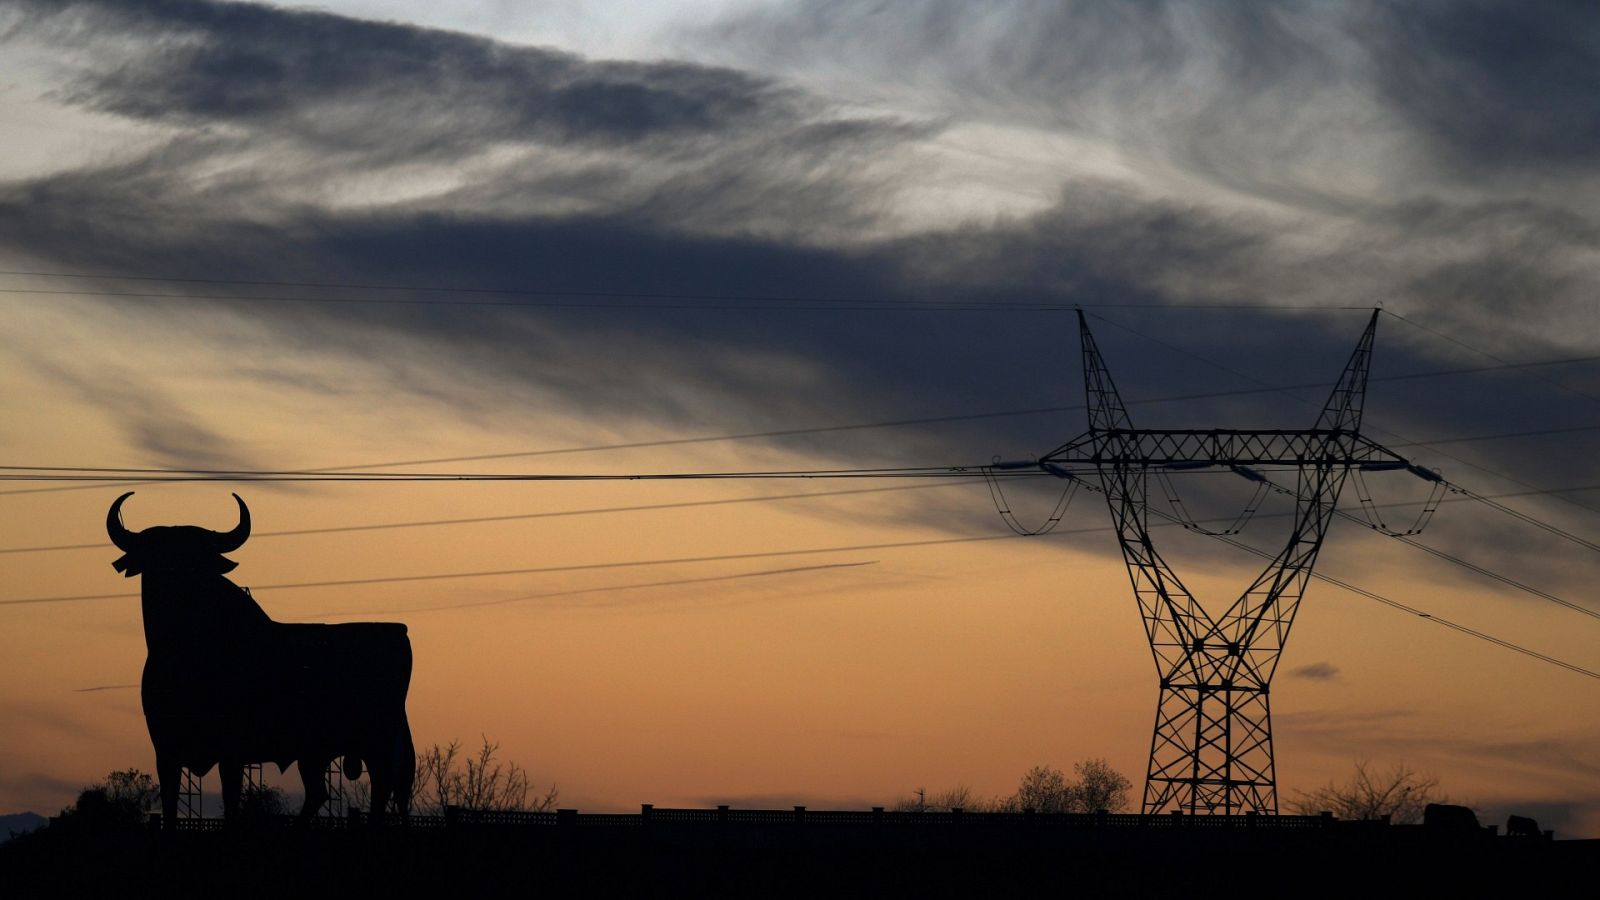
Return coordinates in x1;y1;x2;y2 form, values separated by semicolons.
54;769;159;830
1069;758;1133;812
1286;758;1448;823
900;760;1134;814
237;783;289;821
992;759;1134;813
1007;765;1074;813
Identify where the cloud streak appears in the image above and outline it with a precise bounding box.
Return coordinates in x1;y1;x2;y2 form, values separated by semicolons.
0;0;1596;652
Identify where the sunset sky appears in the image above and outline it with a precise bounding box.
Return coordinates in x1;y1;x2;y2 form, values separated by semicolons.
2;1;1599;835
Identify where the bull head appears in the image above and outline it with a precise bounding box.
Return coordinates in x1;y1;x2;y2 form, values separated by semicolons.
107;492;251;577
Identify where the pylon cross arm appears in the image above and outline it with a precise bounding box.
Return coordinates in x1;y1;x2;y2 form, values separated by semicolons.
1040;428;1411;469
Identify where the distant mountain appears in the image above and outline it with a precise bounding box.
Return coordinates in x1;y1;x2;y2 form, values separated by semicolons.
1;812;47;842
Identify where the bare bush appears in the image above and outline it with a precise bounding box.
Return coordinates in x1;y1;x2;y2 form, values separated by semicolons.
352;735;557;816
413;736;557;814
891;784;987;813
1286;758;1447;823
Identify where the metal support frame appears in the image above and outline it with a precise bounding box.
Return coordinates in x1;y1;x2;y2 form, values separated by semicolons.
177;768;202;819
1042;310;1392;814
242;761;265;799
323;763;346;818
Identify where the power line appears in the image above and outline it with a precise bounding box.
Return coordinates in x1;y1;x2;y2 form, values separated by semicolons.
5;371;1598;495
14;295;1600;621
11;476;1600;559
299;560;880;619
1248;474;1600;622
0;464;1050;483
1370;310;1600;521
7;420;1596;484
17;499;1595;682
1147;507;1600;681
1383;527;1600;621
23;457;1600;631
13;483;1595;680
1404;442;1600;520
1422;478;1600;560
0;529;1077;606
11;272;1595;678
1363;314;1600;527
1387;424;1600;448
1297;557;1600;680
0;481;977;554
4;349;1594;498
1382;310;1600;407
1452;484;1600;556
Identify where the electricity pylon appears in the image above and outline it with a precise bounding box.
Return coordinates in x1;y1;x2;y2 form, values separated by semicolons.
1039;309;1425;814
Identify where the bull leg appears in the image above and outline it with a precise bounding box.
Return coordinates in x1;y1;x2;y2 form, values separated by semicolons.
368;762;391;827
220;761;242;822
366;715;414;826
297;757;329;824
392;721;416;819
156;754;180;831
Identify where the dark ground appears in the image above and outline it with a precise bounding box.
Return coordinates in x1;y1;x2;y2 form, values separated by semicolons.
3;821;1594;897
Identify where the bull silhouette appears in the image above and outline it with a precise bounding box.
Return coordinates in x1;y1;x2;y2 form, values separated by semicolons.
107;492;415;826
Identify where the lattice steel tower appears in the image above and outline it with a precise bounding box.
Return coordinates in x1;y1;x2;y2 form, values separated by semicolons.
1039;310;1422;814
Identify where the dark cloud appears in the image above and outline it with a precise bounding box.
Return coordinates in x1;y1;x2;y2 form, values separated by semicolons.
1;0;1597;615
1289;661;1340;680
4;0;928;246
21;0;795;152
1366;0;1600;173
0;167;1336;487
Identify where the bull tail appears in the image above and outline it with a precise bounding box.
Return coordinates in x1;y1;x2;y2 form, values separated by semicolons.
343;754;363;780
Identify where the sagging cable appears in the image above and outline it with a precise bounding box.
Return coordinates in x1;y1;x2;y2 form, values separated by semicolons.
1351;466;1446;536
985;465;1079;536
1156;467;1270;536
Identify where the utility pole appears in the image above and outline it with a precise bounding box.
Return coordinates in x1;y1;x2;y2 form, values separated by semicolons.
1038;310;1430;814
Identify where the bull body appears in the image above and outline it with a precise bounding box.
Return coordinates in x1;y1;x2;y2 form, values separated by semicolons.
109;493;415;826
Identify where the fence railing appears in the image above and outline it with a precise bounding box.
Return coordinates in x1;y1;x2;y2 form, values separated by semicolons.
153;806;1353;831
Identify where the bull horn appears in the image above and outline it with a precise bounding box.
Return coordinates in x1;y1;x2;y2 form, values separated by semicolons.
106;491;139;551
212;493;251;553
